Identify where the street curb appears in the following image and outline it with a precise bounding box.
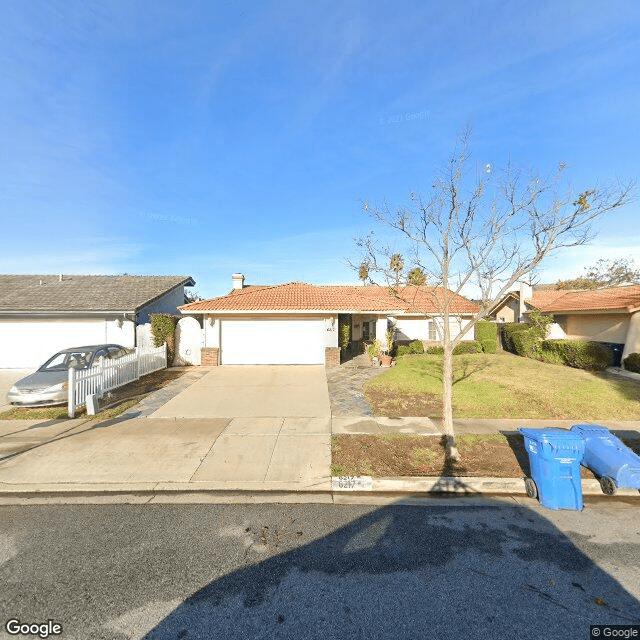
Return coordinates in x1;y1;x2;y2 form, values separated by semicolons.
1;477;638;505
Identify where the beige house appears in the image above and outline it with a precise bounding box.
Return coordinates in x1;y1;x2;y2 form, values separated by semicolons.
490;283;640;365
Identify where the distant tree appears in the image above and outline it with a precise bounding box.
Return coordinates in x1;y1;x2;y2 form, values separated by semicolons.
358;261;370;284
407;267;427;286
353;130;633;462
556;258;640;289
184;290;202;303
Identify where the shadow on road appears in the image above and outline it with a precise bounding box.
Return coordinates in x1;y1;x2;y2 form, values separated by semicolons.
133;499;640;640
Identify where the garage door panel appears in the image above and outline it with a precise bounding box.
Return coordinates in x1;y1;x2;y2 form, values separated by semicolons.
221;319;325;365
0;319;107;368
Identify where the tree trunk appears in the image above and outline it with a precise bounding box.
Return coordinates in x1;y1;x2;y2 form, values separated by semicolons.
441;344;460;462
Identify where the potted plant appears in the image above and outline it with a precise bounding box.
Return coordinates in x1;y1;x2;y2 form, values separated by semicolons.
379;329;394;366
367;341;380;367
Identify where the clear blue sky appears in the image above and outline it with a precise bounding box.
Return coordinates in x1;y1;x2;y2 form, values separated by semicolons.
2;0;639;299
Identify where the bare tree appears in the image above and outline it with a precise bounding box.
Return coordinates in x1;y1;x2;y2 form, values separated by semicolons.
354;133;634;461
556;257;640;289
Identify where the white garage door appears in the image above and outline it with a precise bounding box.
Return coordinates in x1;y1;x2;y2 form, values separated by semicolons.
0;319;108;369
221;319;326;365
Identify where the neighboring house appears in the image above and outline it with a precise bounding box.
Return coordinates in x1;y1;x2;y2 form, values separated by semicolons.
179;273;479;366
490;282;640;365
0;274;195;368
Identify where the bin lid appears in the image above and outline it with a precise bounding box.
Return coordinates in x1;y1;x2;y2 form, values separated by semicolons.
570;424;611;436
518;427;585;444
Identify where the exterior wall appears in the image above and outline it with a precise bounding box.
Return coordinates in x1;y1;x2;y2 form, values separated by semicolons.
137;286;186;324
563;313;629;343
393;316;475;343
106;319;136;347
622;311;640;363
493;299;519;323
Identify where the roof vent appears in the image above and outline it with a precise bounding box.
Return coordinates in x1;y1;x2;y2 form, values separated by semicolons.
231;273;245;290
59;274;63;282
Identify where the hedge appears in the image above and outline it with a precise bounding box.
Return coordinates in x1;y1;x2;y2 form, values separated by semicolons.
481;339;498;354
624;353;640;373
541;340;613;371
501;323;530;354
396;340;425;358
476;321;497;342
425;345;444;355
453;340;482;355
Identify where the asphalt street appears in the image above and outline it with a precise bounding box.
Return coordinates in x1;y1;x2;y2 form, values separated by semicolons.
1;500;639;639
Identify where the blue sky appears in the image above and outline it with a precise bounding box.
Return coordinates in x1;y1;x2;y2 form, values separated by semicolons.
2;0;639;299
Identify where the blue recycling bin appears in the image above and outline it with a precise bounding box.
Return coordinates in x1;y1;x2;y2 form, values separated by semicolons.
570;424;640;495
518;428;585;510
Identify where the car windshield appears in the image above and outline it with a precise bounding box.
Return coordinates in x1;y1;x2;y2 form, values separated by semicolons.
39;350;93;371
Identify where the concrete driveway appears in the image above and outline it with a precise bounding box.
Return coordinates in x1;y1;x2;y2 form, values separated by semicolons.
0;369;32;412
151;365;331;418
0;366;333;494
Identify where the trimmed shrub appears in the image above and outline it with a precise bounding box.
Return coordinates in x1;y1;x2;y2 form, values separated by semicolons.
541;340;613;371
481;339;498;354
623;353;640;373
511;330;542;359
501;323;530;354
409;340;424;354
425;345;444;355
396;345;412;358
476;321;498;343
453;340;482;355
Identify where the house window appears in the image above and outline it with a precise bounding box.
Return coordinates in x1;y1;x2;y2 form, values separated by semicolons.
362;322;370;340
428;320;437;341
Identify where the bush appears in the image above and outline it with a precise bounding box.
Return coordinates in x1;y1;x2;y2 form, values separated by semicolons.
425;345;444;355
623;353;640;373
481;339;498;354
476;321;497;342
501;323;530;354
541;340;614;371
409;340;424;354
367;341;380;359
453;340;482;355
511;330;542;359
396;345;412;358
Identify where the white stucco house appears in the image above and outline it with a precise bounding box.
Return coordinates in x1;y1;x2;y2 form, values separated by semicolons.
179;274;479;366
0;274;195;368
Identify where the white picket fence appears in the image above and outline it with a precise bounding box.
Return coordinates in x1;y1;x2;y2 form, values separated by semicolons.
68;344;167;417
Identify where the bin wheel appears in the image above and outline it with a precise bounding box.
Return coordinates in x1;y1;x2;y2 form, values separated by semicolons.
524;477;538;499
599;476;617;496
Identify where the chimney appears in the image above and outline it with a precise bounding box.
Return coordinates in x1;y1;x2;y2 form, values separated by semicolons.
519;281;533;321
231;273;245;290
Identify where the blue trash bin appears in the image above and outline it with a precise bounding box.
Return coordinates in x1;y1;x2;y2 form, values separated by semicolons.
570;424;640;495
518;428;585;510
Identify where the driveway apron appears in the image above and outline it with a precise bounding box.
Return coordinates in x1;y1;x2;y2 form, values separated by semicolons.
150;365;332;486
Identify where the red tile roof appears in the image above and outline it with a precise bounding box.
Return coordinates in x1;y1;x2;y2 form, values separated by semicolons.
180;282;479;314
528;285;640;313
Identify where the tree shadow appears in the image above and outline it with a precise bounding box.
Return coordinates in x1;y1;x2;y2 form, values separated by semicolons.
416;355;494;386
132;499;640;640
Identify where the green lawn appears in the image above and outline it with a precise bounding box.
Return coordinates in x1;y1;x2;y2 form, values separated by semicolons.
365;352;640;419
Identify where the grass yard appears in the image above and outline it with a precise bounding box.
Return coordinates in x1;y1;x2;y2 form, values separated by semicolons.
365;352;640;420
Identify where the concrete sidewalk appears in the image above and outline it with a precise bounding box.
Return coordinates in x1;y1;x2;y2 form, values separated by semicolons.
0;412;639;504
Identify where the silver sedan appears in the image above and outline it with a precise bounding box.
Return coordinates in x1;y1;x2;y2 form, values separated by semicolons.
6;344;133;407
